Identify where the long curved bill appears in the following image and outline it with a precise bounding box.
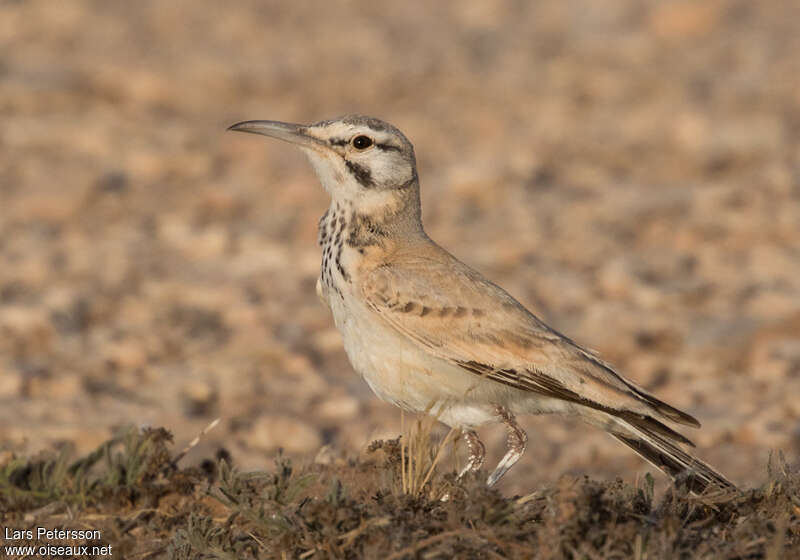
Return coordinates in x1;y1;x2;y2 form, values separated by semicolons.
227;120;324;150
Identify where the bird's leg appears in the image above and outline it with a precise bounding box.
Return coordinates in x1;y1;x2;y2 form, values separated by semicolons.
457;429;485;480
487;406;528;487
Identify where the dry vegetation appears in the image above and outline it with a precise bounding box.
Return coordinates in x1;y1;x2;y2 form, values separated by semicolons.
1;426;798;558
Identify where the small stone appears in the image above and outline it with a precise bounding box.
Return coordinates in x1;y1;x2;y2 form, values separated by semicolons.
0;306;53;351
597;258;634;299
180;380;219;417
0;368;22;398
104;341;148;371
95;170;129;193
312;328;345;353
27;371;82;400
249;416;321;454
315;394;360;422
748;335;800;381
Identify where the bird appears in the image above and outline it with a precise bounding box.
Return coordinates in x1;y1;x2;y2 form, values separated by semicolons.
228;114;735;492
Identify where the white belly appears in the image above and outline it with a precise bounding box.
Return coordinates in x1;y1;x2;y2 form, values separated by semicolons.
327;292;514;428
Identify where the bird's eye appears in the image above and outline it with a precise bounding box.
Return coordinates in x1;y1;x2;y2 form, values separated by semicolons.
351;135;373;150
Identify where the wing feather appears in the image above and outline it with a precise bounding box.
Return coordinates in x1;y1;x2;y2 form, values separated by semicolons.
361;253;699;428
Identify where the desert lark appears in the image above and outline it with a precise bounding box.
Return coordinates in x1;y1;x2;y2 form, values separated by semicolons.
228;115;734;492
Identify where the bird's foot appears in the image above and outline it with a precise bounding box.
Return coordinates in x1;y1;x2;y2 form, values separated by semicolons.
456;429;486;480
486;406;527;487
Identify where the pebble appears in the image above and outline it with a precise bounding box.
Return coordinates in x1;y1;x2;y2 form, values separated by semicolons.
249;416;322;454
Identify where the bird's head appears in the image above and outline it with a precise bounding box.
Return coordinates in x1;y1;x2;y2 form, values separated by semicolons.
228;115;420;217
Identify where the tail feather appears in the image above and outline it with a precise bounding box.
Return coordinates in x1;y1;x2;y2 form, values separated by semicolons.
635;393;701;428
612;426;736;493
617;411;695;448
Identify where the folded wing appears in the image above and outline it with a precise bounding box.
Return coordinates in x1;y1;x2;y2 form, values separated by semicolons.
361;252;700;435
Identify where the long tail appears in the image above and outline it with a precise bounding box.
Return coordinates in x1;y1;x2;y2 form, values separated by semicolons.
612;422;736;493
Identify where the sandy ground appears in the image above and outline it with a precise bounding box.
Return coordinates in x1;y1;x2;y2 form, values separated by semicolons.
1;0;799;494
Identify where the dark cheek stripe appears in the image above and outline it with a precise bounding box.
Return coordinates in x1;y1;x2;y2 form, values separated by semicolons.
345;160;375;187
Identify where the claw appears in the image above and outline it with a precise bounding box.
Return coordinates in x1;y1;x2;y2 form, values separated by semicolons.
457;429;486;480
486;407;527;487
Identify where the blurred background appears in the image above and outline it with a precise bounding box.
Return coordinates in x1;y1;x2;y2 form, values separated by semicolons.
1;0;799;492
